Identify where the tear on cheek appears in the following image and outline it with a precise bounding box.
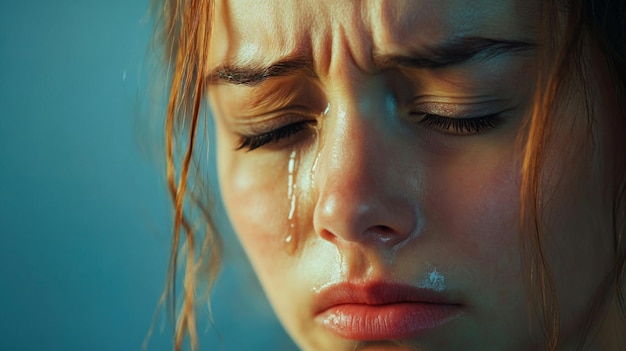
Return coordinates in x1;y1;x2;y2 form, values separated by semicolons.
285;149;299;253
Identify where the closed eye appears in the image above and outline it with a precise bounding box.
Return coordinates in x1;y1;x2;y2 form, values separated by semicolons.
416;113;503;135
236;121;316;151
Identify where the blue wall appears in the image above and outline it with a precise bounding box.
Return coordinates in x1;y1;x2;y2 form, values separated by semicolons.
0;1;296;350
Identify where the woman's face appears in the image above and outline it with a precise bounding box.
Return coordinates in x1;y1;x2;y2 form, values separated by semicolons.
207;1;617;350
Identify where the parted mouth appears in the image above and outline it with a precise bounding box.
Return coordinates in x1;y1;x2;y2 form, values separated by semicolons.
313;281;464;340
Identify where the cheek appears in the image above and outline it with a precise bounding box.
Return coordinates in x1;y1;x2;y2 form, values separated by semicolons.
216;138;319;290
412;147;526;322
218;153;292;271
430;147;520;258
419;146;528;335
211;94;295;271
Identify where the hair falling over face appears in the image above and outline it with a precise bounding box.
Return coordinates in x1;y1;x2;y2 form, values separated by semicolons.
147;1;220;350
148;0;626;350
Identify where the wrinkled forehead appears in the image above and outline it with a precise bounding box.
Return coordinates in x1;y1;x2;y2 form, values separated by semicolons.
208;0;538;72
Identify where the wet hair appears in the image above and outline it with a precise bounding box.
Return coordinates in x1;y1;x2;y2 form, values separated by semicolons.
148;1;626;350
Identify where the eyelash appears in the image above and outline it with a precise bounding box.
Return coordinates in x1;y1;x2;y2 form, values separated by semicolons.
416;113;502;135
237;121;314;151
236;113;502;151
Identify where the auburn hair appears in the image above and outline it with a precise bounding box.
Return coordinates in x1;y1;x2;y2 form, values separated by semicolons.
149;1;626;350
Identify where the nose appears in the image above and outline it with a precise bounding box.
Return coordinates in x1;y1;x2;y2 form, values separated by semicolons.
312;94;419;248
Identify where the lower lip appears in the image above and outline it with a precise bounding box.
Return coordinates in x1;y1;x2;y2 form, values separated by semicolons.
316;303;462;340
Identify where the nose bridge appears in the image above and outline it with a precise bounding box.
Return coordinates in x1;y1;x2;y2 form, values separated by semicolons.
311;68;417;248
318;62;389;203
319;97;381;206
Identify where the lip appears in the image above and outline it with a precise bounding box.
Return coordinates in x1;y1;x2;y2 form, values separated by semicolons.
314;282;464;340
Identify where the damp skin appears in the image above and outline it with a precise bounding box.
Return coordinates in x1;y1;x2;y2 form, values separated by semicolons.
207;0;619;350
283;104;330;252
418;268;446;292
285;149;297;245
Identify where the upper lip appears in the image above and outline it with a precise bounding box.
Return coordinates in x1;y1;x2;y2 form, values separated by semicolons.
314;281;460;316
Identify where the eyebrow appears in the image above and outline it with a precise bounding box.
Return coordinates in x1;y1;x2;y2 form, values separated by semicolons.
374;37;535;69
207;37;535;86
208;56;316;86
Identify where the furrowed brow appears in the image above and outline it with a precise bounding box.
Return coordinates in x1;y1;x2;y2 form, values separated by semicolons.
373;37;535;69
207;55;316;86
208;37;534;85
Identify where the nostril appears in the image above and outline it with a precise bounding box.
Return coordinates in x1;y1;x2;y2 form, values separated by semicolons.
372;225;394;234
368;225;399;244
318;228;338;243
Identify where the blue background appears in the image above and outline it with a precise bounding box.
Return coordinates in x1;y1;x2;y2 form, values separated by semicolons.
0;1;296;350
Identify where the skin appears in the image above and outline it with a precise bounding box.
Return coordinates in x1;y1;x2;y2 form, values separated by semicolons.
205;1;620;350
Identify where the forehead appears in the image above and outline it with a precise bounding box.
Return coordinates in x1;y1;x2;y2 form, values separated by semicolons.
209;0;538;71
